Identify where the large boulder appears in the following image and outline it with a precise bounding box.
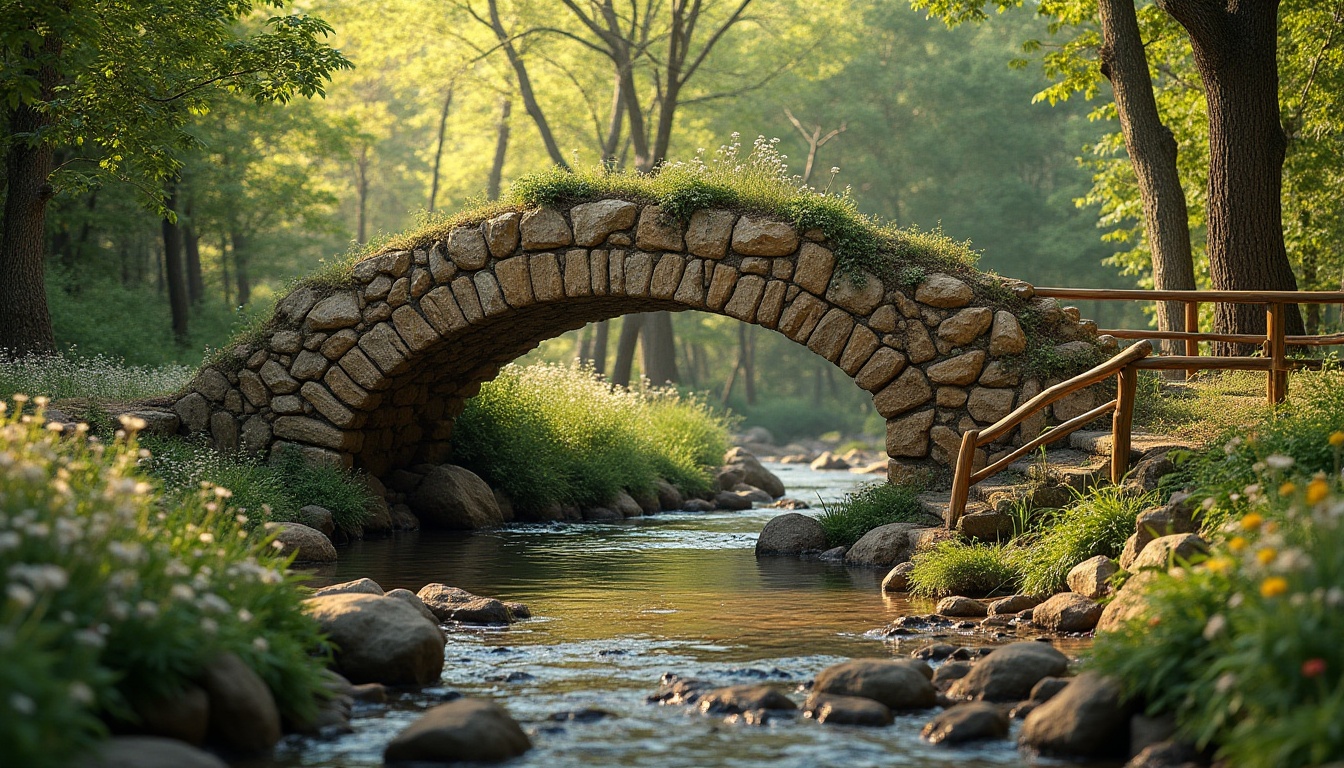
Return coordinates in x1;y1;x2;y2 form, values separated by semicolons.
882;562;916;592
78;737;228;768
121;685;209;745
1096;571;1161;633
265;521;337;563
1032;593;1104;633
304;593;445;685
803;693;893;726
812;659;936;711
948;642;1069;702
417;584;514;624
844;523;931;568
921;702;1010;745
755;513;827;555
1020;672;1132;758
197;652;282;755
409;465;503;529
384;698;531;764
1130;533;1208;571
1067;556;1119;600
313;577;383;598
723;447;786;497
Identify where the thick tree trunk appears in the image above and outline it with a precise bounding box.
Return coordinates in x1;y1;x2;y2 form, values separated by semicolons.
428;87;454;214
1159;0;1304;352
1098;0;1196;356
591;320;609;375
611;314;645;388
487;97;511;201
161;188;190;344
355;148;370;246
184;225;204;305
231;230;251;306
640;311;679;386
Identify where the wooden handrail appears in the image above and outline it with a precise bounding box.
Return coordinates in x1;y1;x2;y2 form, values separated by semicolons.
1034;287;1344;303
969;399;1118;485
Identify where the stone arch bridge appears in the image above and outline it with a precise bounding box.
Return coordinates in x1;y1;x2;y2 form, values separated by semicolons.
153;198;1103;481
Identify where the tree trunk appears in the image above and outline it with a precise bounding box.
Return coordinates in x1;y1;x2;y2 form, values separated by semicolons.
355;147;371;246
487;97;512;201
592;319;609;375
741;323;757;406
428;87;455;214
184;225;204;305
575;324;592;365
221;232;232;307
640;311;679;385
1159;0;1304;351
161;187;190;344
1098;0;1196;356
486;0;570;169
611;314;645;387
231;230;251;306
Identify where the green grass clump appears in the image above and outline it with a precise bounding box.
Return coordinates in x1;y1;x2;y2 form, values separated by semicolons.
817;482;929;547
141;437;374;531
450;363;731;513
907;540;1022;598
0;351;193;402
0;398;332;768
1014;485;1157;595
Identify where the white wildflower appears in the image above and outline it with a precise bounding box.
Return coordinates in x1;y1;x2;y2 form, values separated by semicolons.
1265;454;1295;470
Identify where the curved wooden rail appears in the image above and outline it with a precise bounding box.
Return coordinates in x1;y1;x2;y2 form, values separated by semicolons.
945;341;1152;529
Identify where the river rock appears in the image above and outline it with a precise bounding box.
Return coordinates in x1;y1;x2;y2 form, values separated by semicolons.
882;562;916;591
298;505;336;537
655;479;684;510
409;465;504;529
932;661;972;685
1020;672;1132;758
812;659;937;710
697;685;797;714
198;652;282;755
732;484;774;504
304;593;445;685
313;577;383;597
948;642;1068;702
265;521;337;563
123;685;209;745
79;737;228;768
1133;500;1200;553
1124;452;1178;494
1125;740;1202;768
810;451;850;471
1130;533;1207;571
713;490;755;510
386;588;439;624
756;513;827;555
417;584;514;624
1030;677;1071;704
384;698;531;764
844;523;930;568
612;491;644;517
723;447;786;497
987;594;1040;616
1031;593;1103;632
936;596;988;618
921;702;1009;745
957;510;1014;541
803;693;893;726
1067;556;1119;600
1096;571;1161;633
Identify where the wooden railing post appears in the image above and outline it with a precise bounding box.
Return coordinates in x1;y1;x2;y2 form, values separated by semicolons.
1111;364;1138;484
946;429;979;531
1266;302;1287;404
1184;301;1199;380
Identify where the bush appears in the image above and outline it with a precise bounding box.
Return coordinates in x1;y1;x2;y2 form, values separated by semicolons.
140;437;374;531
1091;456;1344;768
0;398;331;768
450;364;731;513
1014;485;1157;595
816;482;928;547
907;540;1022;598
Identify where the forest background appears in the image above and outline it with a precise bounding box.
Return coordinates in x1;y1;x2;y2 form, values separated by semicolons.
8;0;1342;442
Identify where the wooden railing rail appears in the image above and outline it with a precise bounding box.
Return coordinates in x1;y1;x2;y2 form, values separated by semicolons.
945;341;1152;529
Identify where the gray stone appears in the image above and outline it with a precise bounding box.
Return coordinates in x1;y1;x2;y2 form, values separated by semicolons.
882;561;916;592
686;209;736;259
873;367;932;417
384;699;531;764
1096;570;1161;633
79;737;228;768
298;505;335;537
927;350;987;386
520;208;572;250
967;387;1015;423
385;588;439;625
635;204;684;251
922;702;1009;745
409;465;504;529
915;273;973;307
173;392;210;433
1031;593;1104;632
265;521;337;563
958;510;1014;541
1130;533;1207;571
756;513;827;555
313;578;384;597
937;596;988;617
948;642;1068;702
306;293;361;331
483;212;521;257
732;215;799;256
794;242;835;294
803;693;893;726
937;307;993;347
198;652;282;754
844;523;932;568
1020;672;1131;758
988;594;1041;616
417;584;514;624
304;593;445;685
989;311;1027;356
697;685;796;714
812;658;936;710
1067;555;1119;599
571;199;637;246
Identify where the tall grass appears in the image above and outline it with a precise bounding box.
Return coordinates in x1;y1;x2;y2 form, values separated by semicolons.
450;363;732;513
1014;485;1157;595
816;482;929;547
907;540;1022;598
0;351;193;402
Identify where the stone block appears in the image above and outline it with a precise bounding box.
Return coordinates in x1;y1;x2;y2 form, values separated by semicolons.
447;226;489;269
494;256;535;307
874;367;932;417
529;253;564;302
723;275;767;321
571;199;637;246
635;205;684;251
520;208;572;250
732;215;799;256
482;213;521;258
685;209;735;258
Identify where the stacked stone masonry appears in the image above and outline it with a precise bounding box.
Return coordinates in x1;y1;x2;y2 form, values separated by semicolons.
161;199;1104;480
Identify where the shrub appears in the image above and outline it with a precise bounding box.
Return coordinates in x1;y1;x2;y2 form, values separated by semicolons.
816;482;929;547
1091;457;1344;768
907;540;1022;598
0;398;331;768
1014;485;1157;595
450;364;731;513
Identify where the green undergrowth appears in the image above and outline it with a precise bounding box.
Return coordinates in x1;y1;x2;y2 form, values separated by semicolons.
0;399;332;768
0;351;193;402
907;540;1021;598
816;482;929;548
450;363;732;514
140;438;375;532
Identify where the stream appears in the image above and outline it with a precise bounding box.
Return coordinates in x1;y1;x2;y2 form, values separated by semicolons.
283;462;1087;767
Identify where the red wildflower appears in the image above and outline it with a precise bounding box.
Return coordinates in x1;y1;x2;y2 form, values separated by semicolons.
1302;658;1327;678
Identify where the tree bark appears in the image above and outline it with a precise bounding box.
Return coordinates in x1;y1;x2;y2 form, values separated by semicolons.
354;146;371;246
161;186;190;344
591;319;609;374
184;224;204;305
1098;0;1197;356
640;310;679;385
428;87;455;214
487;97;512;201
741;323;757;406
486;0;571;169
220;232;232;307
231;230;251;306
611;314;644;387
0;29;62;355
1158;0;1304;351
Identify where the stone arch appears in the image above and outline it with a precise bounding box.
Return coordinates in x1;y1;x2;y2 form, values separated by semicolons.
165;197;1102;481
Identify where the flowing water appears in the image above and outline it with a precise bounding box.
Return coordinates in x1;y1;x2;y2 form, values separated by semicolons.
281;463;1087;767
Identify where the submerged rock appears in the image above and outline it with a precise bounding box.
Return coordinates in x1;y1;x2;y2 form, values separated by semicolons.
755;513;827;555
803;693;893;726
385;698;531;764
812;659;936;711
921;702;1009;745
947;642;1068;702
417;584;517;624
696;685;797;714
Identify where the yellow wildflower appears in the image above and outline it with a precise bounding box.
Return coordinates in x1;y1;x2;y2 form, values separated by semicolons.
1228;536;1248;553
1307;477;1329;505
1256;548;1277;566
1261;576;1289;598
1279;481;1297;497
1204;557;1235;575
1241;513;1264;532
1329;431;1344;448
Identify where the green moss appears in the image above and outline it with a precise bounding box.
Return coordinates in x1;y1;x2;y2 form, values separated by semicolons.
816;482;930;547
